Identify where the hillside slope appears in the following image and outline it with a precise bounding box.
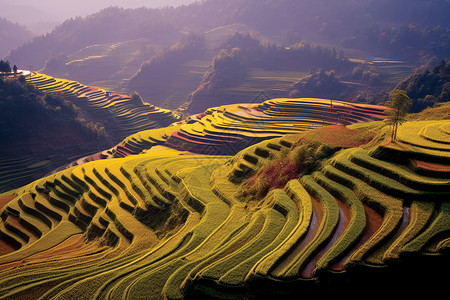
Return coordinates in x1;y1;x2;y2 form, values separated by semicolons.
0;73;180;193
0;98;448;298
6;0;450;69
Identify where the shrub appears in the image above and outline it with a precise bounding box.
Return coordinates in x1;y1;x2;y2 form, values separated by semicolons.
238;141;335;201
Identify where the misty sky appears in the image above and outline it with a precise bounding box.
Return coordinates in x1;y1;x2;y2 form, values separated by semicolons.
0;0;198;33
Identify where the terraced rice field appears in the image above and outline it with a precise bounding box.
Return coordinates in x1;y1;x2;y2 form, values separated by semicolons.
0;158;55;194
0;73;180;195
61;97;388;168
0;94;448;298
166;98;388;155
28;72;181;141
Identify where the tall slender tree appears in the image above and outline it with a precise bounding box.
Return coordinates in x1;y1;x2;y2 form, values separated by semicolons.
384;89;412;141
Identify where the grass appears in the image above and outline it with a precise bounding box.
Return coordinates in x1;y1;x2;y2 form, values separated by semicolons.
406;101;450;121
294;124;379;148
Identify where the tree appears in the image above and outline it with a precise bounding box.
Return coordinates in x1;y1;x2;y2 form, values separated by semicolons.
0;60;11;73
384;89;412;141
130;91;145;105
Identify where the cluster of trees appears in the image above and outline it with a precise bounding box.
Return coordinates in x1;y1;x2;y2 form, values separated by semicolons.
395;60;450;112
347;60;449;116
384;89;412;141
237;140;334;200
219;32;350;71
168;0;449;44
0;60;12;73
6;6;182;69
350;63;382;85
187;47;247;113
0;17;34;58
288;70;349;99
197;47;246;92
0;60;18;73
342;25;450;63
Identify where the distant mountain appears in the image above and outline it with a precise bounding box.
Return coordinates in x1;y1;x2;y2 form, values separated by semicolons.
5;0;449;113
0;0;198;34
0;18;35;58
7;0;450;69
5;7;182;70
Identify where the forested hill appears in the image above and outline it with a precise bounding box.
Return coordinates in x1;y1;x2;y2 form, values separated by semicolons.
0;18;35;58
6;0;450;69
4;7;181;70
0;76;112;158
395;60;450;112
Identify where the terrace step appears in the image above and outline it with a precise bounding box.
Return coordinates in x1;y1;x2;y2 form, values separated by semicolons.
349;148;450;192
32;193;65;222
227;137;293;184
215;190;297;287
311;171;366;273
0;224;23;250
319;164;404;265
0;213;39;246
4;197;52;239
18;193;54;228
26;72;180;150
167;98;386;156
331;149;446;201
251;180;311;278
161;202;248;299
402;201;450;254
272;175;339;279
91;210;202;299
120;160;172;209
